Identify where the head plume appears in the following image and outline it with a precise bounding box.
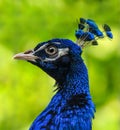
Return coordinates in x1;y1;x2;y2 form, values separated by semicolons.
75;18;113;48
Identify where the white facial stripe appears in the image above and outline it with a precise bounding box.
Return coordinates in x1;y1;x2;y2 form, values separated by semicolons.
52;42;61;45
43;48;69;62
33;43;49;54
33;42;61;54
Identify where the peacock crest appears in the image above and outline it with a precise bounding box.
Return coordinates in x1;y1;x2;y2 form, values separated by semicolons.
75;18;113;48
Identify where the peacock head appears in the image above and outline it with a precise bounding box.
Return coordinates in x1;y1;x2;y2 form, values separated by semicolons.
13;38;82;83
14;18;113;83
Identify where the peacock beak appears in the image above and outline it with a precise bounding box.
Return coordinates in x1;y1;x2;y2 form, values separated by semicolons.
13;50;39;62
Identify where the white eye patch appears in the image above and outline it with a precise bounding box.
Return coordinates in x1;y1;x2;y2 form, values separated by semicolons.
33;42;61;54
33;42;69;62
43;48;69;62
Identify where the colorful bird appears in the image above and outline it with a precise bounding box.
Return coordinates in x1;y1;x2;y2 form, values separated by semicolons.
14;18;113;130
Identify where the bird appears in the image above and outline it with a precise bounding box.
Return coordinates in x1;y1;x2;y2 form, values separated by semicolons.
13;18;113;130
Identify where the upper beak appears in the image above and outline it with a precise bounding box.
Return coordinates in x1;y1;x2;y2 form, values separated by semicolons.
13;50;39;62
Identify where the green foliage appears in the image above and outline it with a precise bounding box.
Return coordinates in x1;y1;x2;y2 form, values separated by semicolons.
0;0;119;130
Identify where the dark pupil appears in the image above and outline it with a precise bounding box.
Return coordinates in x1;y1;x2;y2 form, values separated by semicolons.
49;47;55;53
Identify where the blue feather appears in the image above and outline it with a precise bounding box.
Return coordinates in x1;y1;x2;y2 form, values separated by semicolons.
29;39;95;129
86;19;99;29
14;18;113;130
103;24;113;39
106;31;113;39
75;29;84;39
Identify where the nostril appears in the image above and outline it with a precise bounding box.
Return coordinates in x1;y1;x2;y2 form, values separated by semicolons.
24;50;33;54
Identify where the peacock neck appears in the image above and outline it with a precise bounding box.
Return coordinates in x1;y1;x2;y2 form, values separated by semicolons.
58;56;90;96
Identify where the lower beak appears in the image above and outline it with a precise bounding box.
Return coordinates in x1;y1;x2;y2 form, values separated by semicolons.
13;50;39;62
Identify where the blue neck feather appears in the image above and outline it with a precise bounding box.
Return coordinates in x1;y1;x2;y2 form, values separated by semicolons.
61;56;89;95
30;55;95;130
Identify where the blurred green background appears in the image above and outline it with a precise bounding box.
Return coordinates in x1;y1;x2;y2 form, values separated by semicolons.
0;0;120;130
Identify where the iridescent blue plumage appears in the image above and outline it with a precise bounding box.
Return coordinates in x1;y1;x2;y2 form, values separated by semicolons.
29;39;95;130
75;18;113;47
89;27;103;38
86;19;99;29
14;18;113;130
81;32;95;41
75;29;84;39
103;24;113;39
106;31;113;39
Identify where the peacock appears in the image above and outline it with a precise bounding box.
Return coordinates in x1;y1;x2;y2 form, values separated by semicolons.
14;18;113;130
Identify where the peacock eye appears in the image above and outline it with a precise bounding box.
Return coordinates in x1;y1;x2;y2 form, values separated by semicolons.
45;45;58;56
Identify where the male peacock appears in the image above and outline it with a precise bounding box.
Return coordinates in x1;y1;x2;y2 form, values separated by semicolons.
14;18;113;130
